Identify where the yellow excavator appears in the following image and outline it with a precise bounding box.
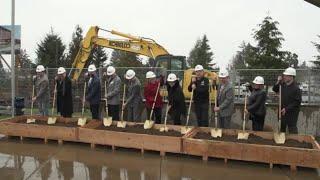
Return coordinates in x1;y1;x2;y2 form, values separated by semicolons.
69;26;218;98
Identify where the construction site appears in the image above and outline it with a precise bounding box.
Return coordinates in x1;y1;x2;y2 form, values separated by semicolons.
1;0;320;180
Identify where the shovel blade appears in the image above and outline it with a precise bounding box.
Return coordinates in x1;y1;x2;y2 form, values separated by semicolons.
159;126;169;132
117;121;127;128
26;118;36;124
144;120;154;129
78;117;87;127
103;117;113;127
274;132;286;144
47;117;57;125
181;127;192;135
211;128;222;138
237;132;250;140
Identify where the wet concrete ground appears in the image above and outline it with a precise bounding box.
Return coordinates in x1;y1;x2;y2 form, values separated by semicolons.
0;135;319;180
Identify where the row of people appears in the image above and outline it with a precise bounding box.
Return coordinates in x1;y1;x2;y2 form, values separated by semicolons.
32;64;301;133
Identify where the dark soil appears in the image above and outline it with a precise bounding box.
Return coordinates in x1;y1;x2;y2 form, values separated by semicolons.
96;124;182;137
17;119;78;127
194;132;313;149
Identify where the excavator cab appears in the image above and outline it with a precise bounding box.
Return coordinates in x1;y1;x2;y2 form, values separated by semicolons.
154;55;186;80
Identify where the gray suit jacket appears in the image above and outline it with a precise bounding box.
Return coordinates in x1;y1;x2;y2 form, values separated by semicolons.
217;82;234;117
106;75;121;105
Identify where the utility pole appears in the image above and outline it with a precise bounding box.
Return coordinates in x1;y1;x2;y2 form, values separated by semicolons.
11;0;15;117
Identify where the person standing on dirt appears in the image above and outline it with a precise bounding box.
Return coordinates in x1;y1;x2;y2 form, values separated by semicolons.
246;76;267;131
166;73;186;125
144;71;164;124
272;67;301;134
105;66;121;120
85;64;101;120
214;68;234;129
56;67;73;118
124;69;143;122
32;65;49;116
188;65;209;127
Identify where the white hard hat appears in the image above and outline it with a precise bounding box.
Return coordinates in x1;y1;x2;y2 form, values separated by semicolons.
283;67;296;76
167;73;177;82
146;71;156;79
57;67;66;75
88;64;97;72
252;76;264;85
107;66;116;76
36;65;45;72
218;69;229;78
194;65;204;71
125;69;135;80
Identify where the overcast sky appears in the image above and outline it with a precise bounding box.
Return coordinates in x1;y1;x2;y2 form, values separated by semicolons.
1;0;320;68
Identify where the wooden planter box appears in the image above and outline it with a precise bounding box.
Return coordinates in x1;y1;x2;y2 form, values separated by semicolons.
0;115;80;143
183;127;320;170
79;120;193;155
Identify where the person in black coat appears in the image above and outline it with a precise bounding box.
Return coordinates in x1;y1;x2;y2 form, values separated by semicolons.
188;65;209;127
56;67;73;118
272;67;301;134
86;64;101;120
166;73;186;125
246;76;267;131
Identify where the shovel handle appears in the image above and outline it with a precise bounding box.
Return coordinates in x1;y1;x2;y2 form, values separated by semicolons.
186;88;194;127
149;82;161;120
105;81;109;117
278;85;282;132
51;83;57;116
164;103;170;126
121;84;126;122
213;86;218;128
81;82;87;116
30;85;35;116
242;92;248;131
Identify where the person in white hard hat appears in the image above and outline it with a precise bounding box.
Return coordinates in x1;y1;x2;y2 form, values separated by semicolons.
166;73;186;125
273;67;301;134
144;71;164;124
124;69;143;122
104;66;121;120
55;67;73;117
32;65;49;116
85;64;101;120
214;68;234;129
246;76;267;131
188;65;209;127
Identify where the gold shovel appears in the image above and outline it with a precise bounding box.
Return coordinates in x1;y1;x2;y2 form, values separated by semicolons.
103;81;112;126
237;92;250;140
144;82;161;129
48;83;57;125
27;84;36;123
160;103;170;132
78;82;87;127
274;85;286;144
117;84;127;128
181;89;194;135
211;85;222;138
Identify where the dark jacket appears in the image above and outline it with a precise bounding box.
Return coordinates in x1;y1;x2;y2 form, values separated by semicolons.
188;77;209;104
86;74;101;105
167;80;186;116
272;81;301;113
56;76;73;116
247;89;266;117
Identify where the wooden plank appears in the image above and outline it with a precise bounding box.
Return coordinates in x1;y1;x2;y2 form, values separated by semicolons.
183;127;320;169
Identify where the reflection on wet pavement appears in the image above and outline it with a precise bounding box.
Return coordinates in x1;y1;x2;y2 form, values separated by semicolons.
0;135;319;180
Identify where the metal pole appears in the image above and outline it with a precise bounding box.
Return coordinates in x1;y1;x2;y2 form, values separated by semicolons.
11;0;15;117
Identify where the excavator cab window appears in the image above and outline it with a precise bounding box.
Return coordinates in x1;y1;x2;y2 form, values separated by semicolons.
155;55;186;83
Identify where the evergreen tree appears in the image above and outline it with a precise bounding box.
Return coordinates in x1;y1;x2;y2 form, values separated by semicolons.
110;50;144;67
35;28;66;68
248;16;286;68
283;51;299;68
66;25;83;68
311;35;320;68
88;46;108;68
231;42;257;69
188;35;214;69
18;49;35;68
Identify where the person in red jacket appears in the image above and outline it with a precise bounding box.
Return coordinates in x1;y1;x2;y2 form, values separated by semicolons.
144;71;163;124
